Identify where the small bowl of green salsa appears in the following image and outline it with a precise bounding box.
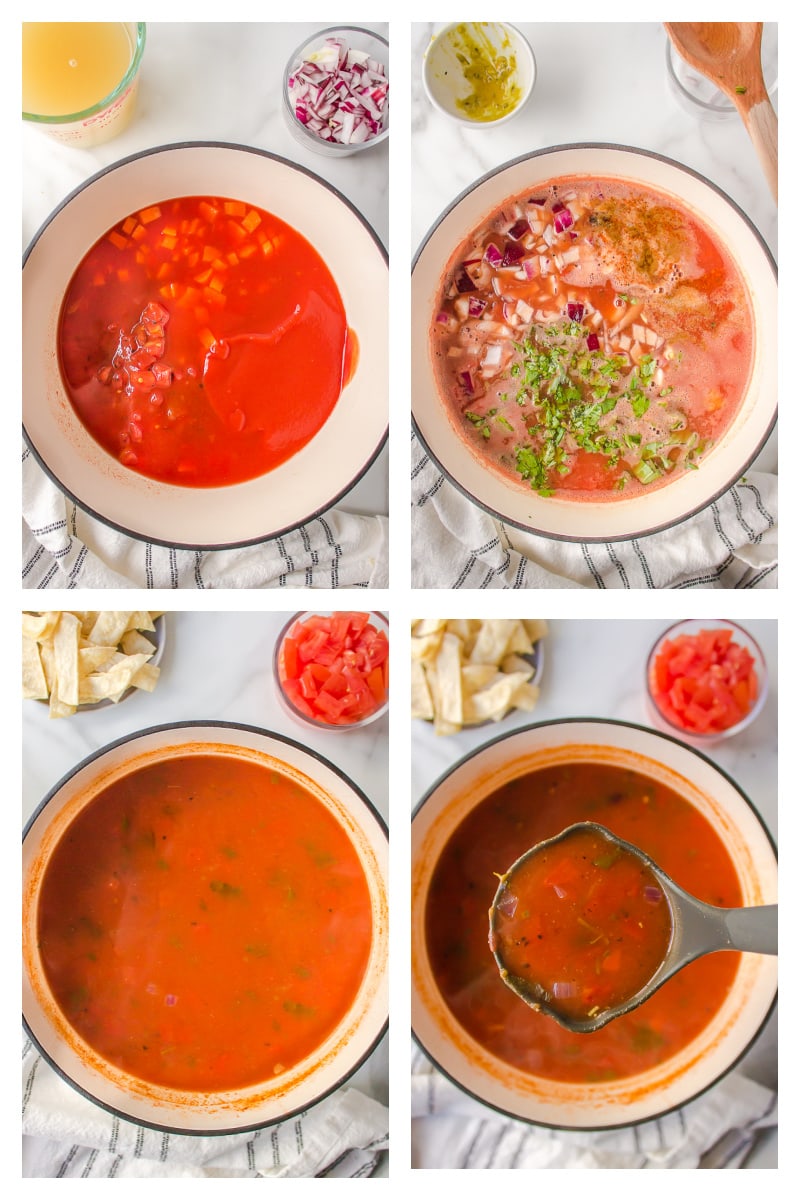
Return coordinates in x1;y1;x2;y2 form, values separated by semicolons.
422;22;536;127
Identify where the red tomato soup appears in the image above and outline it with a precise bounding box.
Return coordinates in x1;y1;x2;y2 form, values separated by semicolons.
490;825;672;1023
58;196;352;487
431;177;753;500
37;753;372;1092
425;761;742;1084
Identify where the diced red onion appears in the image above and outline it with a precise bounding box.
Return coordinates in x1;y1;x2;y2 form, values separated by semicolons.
587;333;600;351
567;302;584;323
643;886;663;904
527;197;547;206
507;218;530;241
287;37;388;146
554;208;574;233
458;369;474;394
501;242;524;267
455;269;477;294
551;981;578;999
468;296;487;317
495;891;518;918
484;242;503;267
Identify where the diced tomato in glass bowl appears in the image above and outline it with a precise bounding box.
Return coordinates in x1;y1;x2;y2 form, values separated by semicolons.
645;619;767;741
275;611;389;729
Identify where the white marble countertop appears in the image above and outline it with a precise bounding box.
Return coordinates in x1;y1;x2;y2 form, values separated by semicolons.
22;610;389;1166
411;616;777;1166
22;21;389;520
411;20;778;478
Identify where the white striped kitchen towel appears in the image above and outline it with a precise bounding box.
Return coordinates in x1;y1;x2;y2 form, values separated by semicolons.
22;445;389;589
411;431;777;589
410;1049;776;1169
22;1041;388;1178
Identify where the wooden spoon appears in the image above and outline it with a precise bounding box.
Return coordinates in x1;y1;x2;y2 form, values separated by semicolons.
664;22;777;201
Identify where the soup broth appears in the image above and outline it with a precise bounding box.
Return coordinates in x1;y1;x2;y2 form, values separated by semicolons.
37;753;372;1092
425;760;742;1084
58;196;352;487
430;176;753;500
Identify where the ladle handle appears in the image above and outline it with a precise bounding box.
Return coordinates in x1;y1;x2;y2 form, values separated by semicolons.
724;903;778;955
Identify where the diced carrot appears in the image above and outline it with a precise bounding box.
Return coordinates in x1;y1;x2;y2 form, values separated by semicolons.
227;253;239;267
203;287;226;307
198;328;217;351
261;240;274;257
242;209;262;233
121;216;137;235
224;200;246;217
239;244;256;259
194;268;212;284
108;231;128;251
156;262;171;279
117;268;130;283
212;258;227;271
160;235;177;250
227;220;246;243
131;224;147;241
139;205;162;224
92;272;105;287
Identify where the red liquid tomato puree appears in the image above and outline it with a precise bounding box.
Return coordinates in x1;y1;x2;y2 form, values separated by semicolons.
37;753;372;1092
425;761;742;1084
58;196;352;487
490;825;672;1022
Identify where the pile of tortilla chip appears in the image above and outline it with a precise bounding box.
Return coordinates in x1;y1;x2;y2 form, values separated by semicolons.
411;618;546;735
22;611;163;719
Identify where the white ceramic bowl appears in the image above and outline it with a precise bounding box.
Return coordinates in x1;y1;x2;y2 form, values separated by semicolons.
422;23;535;127
411;718;777;1129
412;144;777;543
23;142;388;549
22;722;389;1134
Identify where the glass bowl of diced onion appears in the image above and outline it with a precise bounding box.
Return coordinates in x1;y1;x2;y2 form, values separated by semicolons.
282;26;389;157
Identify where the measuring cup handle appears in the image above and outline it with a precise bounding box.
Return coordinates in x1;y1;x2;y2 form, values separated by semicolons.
725;904;778;955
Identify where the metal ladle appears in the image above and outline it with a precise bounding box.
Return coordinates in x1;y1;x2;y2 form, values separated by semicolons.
489;821;777;1034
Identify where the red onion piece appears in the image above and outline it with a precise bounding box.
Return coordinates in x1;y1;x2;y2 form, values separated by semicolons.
507;218;530;241
458;370;474;394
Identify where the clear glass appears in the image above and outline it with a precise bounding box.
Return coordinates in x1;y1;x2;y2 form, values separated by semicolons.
665;23;778;121
645;619;767;744
274;611;389;730
22;22;146;147
282;26;389;157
